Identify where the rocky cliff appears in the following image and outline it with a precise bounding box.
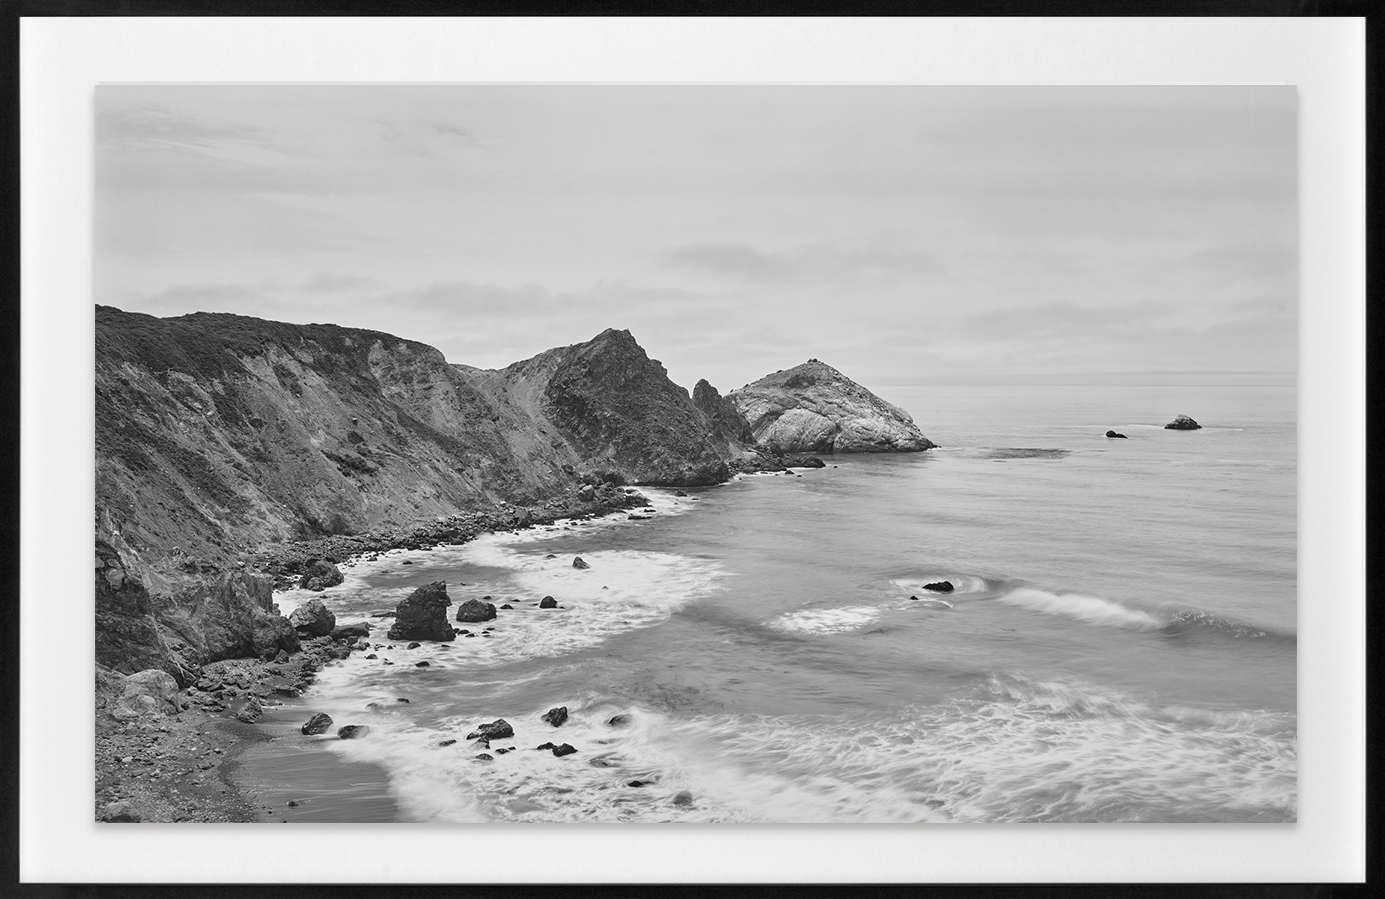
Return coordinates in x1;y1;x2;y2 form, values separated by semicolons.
96;308;749;576
728;359;936;454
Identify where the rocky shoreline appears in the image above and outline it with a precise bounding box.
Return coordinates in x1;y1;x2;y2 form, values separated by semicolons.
96;460;822;824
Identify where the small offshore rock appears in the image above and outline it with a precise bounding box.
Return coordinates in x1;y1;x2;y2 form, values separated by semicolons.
671;790;695;807
551;743;577;757
535;742;555;751
607;714;632;727
541;706;568;727
1105;430;1128;439
923;581;954;593
476;753;494;761
396;697;410;703
539;596;558;609
415;661;430;668
499;604;514;610
1164;414;1202;430
407;642;421;649
301;712;333;735
572;556;590;570
337;725;371;740
365;653;378;660
628;780;648;787
465;719;515;741
439;739;457;747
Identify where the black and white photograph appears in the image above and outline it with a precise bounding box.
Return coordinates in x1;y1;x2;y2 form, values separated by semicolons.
15;15;1366;885
90;83;1300;826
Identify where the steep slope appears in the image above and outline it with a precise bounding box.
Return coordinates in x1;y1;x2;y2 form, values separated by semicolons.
729;359;935;454
95;308;745;575
457;329;738;488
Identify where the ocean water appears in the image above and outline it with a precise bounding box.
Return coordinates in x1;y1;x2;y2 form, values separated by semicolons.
263;385;1296;824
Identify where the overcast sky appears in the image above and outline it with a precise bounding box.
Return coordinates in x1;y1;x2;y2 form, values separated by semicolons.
95;85;1296;391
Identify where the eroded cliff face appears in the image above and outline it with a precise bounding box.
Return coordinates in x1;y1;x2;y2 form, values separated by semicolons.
728;359;936;454
95;308;748;576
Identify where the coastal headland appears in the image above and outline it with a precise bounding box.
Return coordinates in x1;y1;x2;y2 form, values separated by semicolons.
94;306;935;822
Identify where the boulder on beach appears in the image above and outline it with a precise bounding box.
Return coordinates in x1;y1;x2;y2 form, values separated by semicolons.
578;484;596;502
289;599;336;638
100;801;142;823
301;712;333;735
539;596;558;609
1105;430;1128;439
922;581;954;593
337;725;371;740
455;599;498;623
111;668;182;719
572;557;590;570
466;719;515;741
542;706;568;727
1164;414;1202;430
297;559;344;592
387;582;456;642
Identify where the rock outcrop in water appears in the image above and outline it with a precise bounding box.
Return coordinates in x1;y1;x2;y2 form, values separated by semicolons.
388;582;456;642
1105;430;1128;439
1164;415;1202;430
729;359;935;454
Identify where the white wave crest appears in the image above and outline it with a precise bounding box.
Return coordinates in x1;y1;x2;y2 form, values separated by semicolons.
998;587;1163;631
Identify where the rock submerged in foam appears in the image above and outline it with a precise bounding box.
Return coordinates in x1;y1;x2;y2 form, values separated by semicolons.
455;598;497;623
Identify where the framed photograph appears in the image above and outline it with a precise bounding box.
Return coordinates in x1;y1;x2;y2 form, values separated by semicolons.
18;17;1365;884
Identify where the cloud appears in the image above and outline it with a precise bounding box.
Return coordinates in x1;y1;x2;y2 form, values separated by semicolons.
302;272;380;293
664;239;943;286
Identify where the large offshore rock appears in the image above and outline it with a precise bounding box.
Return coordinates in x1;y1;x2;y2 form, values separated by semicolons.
729;359;935;454
387;581;456;642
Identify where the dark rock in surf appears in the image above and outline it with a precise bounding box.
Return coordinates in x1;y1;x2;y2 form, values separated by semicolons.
455;599;497;623
542;706;568;727
386;582;455;642
539;596;558;609
1105;430;1128;439
337;725;370;740
466;719;514;741
1164;415;1202;430
671;790;695;807
551;743;577;757
607;714;631;728
415;661;430;667
289;599;336;638
572;556;590;570
476;753;494;761
439;739;456;747
300;712;333;735
922;581;954;593
407;641;421;649
331;622;371;641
